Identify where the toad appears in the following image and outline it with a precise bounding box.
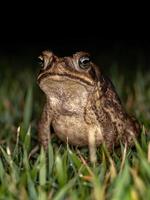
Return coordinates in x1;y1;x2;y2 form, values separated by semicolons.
37;50;140;161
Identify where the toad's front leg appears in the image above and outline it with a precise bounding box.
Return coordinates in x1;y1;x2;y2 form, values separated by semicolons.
38;102;53;150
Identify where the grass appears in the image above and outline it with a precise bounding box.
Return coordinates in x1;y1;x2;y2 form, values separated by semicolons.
0;61;150;200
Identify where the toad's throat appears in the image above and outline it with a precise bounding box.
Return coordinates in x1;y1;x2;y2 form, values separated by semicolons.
38;72;94;86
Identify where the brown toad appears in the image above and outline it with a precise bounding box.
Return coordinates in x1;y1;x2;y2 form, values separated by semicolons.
37;50;140;160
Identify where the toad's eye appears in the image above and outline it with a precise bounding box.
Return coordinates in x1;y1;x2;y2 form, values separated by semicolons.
79;56;91;69
37;56;44;67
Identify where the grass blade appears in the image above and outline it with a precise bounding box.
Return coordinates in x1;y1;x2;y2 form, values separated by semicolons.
39;147;46;186
53;178;76;200
0;159;4;182
48;142;54;177
27;173;38;200
23;86;33;132
55;153;67;187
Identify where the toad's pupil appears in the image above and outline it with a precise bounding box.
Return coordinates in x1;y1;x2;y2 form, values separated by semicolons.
81;57;90;64
79;57;91;68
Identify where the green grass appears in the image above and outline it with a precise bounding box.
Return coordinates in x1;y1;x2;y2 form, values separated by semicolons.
0;62;150;200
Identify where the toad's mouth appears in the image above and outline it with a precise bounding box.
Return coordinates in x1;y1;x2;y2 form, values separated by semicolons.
37;72;95;86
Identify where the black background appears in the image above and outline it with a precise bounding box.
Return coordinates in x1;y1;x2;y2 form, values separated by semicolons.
0;7;150;70
1;39;150;70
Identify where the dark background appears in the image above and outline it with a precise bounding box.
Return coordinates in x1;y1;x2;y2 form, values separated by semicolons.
1;39;150;70
1;1;150;71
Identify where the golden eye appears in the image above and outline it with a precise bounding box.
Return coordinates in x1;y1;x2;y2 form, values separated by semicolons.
79;56;91;69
